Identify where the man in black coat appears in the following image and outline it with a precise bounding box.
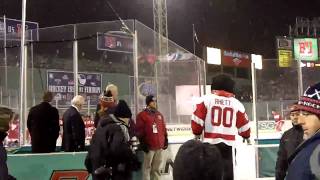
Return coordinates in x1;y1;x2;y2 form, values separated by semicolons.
62;95;86;152
275;103;304;180
85;100;140;180
27;91;60;153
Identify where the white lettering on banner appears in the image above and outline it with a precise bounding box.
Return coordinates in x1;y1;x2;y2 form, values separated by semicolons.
67;86;74;93
84;87;101;94
79;87;84;92
223;50;249;59
48;85;67;93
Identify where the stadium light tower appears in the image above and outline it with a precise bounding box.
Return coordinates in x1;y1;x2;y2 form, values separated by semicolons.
153;0;168;57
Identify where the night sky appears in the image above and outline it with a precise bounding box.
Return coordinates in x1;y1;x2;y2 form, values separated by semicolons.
1;0;320;58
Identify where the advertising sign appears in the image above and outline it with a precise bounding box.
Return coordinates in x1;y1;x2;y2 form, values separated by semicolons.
47;71;102;107
0;17;39;41
278;49;293;67
294;38;318;61
222;50;251;68
97;32;133;53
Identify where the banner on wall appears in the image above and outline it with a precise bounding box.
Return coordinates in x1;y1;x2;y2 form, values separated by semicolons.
293;38;318;61
97;32;133;53
0;17;39;41
278;49;293;67
222;50;251;68
47;71;102;107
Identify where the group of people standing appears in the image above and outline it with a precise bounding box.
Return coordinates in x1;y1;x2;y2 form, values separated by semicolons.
26;83;168;180
2;74;320;180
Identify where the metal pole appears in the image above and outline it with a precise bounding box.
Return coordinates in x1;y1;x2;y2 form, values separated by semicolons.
19;0;27;146
133;29;139;116
266;102;269;121
297;59;303;97
23;45;28;145
203;60;207;95
73;25;78;96
3;15;8;90
31;32;35;106
192;24;195;55
0;87;2;104
251;62;258;140
87;96;90;116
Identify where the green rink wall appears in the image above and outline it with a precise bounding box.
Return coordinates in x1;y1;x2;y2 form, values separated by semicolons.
8;150;144;180
256;139;280;178
7;143;280;179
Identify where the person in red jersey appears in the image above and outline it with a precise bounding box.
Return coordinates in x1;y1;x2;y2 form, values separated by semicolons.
191;74;251;180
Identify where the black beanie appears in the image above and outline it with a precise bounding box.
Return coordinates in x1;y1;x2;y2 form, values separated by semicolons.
211;74;235;93
114;100;132;118
146;95;156;106
296;82;320;115
173;140;223;180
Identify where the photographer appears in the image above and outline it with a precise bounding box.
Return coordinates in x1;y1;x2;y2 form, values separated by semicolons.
85;100;140;180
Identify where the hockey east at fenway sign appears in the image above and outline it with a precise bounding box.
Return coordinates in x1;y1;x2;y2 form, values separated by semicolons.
47;71;102;107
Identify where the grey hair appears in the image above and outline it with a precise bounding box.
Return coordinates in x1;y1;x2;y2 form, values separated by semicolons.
71;95;85;106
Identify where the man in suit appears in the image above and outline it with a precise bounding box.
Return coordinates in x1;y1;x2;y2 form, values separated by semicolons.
27;91;60;153
62;95;86;152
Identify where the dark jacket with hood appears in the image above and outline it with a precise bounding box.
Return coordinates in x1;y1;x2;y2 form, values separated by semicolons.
286;130;320;180
85;114;140;180
275;125;303;180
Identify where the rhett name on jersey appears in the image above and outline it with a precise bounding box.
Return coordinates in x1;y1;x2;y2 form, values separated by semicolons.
215;99;231;106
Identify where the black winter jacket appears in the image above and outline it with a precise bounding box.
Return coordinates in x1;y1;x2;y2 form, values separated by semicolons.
275;125;303;180
85;114;140;180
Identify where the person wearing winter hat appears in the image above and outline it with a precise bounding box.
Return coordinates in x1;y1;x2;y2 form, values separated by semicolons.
192;74;251;180
286;82;320;179
0;106;16;180
85;100;140;180
173;139;224;180
94;90;117;128
136;95;168;180
275;103;303;180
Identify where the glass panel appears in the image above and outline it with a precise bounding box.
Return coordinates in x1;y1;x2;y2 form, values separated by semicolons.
135;20;206;126
256;59;299;138
76;20;134;144
0;36;21;148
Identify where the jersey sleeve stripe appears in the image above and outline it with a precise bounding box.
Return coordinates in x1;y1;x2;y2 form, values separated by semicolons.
191;120;203;135
193;102;207;120
238;122;250;133
191;114;204;126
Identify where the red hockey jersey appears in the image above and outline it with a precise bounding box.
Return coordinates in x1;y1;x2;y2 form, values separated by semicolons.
191;90;251;146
